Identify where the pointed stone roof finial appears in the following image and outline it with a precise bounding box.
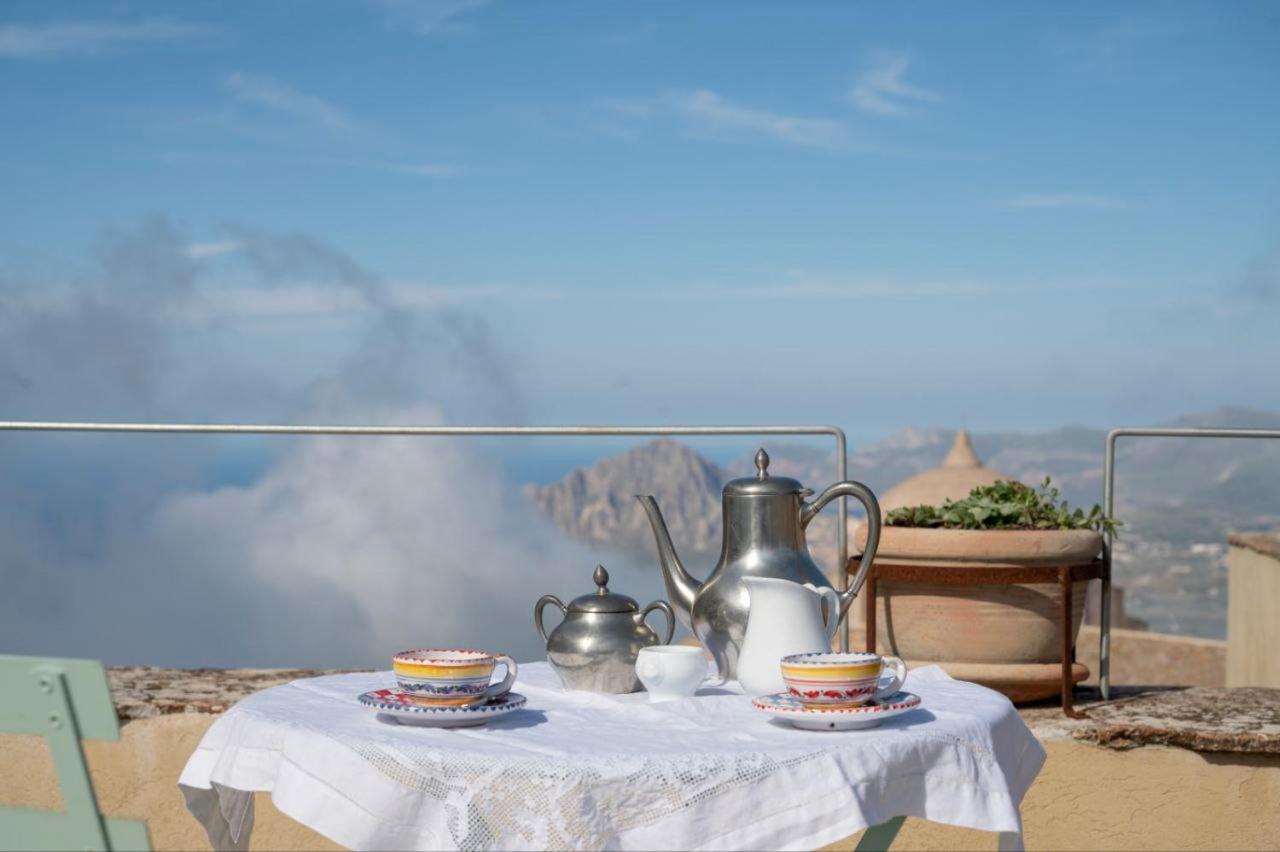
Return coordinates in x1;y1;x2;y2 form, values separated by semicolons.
942;430;982;469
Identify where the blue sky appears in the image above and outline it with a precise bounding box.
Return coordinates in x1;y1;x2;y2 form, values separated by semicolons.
1;1;1278;444
1;1;1278;665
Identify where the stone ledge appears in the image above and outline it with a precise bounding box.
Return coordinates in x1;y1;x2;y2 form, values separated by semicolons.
1073;687;1280;754
1229;532;1280;560
107;666;361;720
1020;685;1280;755
106;667;1280;756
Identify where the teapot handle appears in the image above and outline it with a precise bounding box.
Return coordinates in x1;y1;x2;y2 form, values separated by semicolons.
534;594;567;643
641;600;676;645
800;480;882;612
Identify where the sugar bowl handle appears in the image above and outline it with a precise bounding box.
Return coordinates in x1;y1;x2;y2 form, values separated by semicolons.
534;594;567;643
641;600;675;645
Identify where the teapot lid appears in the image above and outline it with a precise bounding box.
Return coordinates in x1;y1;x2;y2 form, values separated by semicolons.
723;448;807;497
566;565;639;614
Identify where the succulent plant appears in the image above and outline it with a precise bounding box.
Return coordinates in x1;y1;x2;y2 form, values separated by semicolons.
885;477;1120;534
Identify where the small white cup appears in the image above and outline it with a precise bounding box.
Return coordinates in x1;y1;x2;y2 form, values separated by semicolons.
636;645;720;702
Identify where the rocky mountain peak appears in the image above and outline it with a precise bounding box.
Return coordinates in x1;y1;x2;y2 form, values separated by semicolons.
526;438;727;557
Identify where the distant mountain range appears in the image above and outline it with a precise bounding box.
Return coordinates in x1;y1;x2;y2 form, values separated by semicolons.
531;405;1280;551
526;406;1280;638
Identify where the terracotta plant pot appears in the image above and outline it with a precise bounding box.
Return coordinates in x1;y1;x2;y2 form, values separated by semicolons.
854;526;1103;703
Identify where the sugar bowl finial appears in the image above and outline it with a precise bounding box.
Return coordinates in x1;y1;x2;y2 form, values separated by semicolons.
593;564;610;593
754;448;770;479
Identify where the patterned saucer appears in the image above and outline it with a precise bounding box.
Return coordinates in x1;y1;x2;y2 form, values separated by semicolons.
358;689;527;728
752;691;922;731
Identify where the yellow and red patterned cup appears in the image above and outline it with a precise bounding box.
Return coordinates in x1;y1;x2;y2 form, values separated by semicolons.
779;651;907;708
392;649;517;706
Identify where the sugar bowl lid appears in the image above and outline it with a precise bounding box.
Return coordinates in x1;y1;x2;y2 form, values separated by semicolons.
567;565;639;614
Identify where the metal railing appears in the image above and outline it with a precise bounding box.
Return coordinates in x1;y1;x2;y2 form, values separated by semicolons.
1101;426;1280;699
11;419;1276;685
0;421;856;650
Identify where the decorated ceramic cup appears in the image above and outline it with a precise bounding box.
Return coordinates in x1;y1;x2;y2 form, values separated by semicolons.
779;651;907;708
392;649;518;706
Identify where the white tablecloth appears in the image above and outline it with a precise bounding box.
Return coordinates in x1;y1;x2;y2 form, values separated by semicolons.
178;663;1044;851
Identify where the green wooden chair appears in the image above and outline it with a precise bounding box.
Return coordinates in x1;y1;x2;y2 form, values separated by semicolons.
0;655;150;851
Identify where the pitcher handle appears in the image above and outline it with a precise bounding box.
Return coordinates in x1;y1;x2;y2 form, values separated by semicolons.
815;585;842;643
800;480;882;611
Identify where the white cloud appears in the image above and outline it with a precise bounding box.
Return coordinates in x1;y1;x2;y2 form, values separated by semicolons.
0;17;211;59
664;89;847;149
655;279;992;301
225;72;351;130
348;159;466;178
180;282;563;320
185;240;243;260
1000;194;1128;210
150;414;594;662
1052;18;1184;71
375;0;490;35
848;52;940;117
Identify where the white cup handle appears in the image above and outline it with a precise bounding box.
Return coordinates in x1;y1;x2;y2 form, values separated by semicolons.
873;656;907;701
637;658;663;684
484;654;518;700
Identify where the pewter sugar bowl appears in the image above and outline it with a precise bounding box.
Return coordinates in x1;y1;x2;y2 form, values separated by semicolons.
535;565;675;693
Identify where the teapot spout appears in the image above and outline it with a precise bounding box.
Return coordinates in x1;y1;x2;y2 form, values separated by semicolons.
635;495;701;630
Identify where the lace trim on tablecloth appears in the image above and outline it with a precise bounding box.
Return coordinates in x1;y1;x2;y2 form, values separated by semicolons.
345;739;842;850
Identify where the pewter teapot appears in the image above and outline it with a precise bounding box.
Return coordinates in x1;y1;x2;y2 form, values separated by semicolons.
637;448;881;681
535;565;675;694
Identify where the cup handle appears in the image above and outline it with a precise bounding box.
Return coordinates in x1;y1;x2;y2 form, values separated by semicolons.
873;656;907;701
484;654;518;700
637;658;663;684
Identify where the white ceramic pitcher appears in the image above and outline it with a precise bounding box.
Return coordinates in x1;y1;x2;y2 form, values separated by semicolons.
737;576;840;697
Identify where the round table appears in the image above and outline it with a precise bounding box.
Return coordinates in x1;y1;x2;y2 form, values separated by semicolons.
179;663;1043;851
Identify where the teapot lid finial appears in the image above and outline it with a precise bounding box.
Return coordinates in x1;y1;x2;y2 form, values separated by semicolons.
593;564;610;593
755;448;770;479
725;446;805;496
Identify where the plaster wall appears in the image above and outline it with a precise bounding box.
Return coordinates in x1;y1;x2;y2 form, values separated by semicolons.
1228;542;1280;688
1077;625;1226;688
2;716;1278;851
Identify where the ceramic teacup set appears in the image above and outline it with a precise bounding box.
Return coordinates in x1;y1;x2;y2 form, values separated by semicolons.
357;645;919;731
357;649;527;728
634;644;919;731
354;579;924;731
750;651;921;731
